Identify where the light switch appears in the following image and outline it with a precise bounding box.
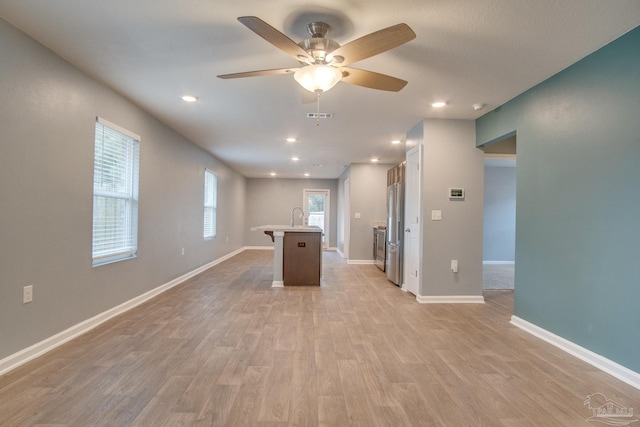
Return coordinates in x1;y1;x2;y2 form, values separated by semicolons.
23;285;33;304
354;212;361;219
431;210;442;221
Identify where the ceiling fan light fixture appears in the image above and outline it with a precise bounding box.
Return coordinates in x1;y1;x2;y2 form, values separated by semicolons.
294;64;342;93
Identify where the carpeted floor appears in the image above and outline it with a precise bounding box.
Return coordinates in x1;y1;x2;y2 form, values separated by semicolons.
483;263;514;289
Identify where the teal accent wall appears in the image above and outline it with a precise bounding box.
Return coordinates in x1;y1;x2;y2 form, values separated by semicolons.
477;27;640;372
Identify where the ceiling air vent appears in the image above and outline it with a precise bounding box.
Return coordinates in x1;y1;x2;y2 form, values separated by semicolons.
306;112;333;119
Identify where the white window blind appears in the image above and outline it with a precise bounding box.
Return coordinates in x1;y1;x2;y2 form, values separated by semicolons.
92;117;140;266
204;170;217;238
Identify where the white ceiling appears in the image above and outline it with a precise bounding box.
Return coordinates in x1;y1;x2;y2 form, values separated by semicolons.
1;1;639;178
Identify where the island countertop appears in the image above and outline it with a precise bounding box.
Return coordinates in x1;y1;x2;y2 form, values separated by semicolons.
251;225;323;287
250;225;322;232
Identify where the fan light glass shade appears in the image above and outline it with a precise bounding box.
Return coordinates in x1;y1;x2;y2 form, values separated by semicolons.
294;65;342;93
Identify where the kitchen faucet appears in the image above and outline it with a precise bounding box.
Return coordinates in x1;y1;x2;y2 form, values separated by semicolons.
290;207;305;227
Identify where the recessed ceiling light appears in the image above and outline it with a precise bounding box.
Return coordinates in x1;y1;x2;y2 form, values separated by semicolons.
291;156;299;161
286;137;296;143
391;140;401;145
473;103;486;111
304;173;310;177
431;101;446;108
371;158;379;163
270;172;276;176
182;95;198;102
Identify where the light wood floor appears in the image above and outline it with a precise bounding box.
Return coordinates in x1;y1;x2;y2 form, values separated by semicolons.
1;250;638;426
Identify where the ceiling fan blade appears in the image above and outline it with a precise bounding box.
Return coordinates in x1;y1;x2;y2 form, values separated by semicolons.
238;16;313;63
340;67;408;92
330;23;415;66
217;67;299;79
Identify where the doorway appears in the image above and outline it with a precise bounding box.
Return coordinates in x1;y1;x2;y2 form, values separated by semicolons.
304;189;330;249
482;135;516;290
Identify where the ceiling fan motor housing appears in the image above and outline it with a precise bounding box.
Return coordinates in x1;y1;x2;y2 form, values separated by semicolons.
298;23;340;64
298;38;340;63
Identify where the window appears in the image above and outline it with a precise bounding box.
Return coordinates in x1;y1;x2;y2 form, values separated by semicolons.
92;117;140;266
204;169;217;239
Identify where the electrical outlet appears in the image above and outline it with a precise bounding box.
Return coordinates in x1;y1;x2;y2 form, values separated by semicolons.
181;248;185;256
431;210;442;221
451;260;459;273
23;285;33;304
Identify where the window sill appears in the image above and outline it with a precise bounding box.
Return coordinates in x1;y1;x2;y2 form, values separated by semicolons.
92;253;137;267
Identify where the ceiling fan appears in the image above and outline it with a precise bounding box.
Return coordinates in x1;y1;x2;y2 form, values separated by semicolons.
217;16;416;94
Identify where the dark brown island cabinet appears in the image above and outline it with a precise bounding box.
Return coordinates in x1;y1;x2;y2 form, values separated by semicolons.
283;231;322;285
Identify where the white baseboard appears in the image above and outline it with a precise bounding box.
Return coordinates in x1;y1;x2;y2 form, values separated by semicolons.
347;259;375;265
0;247;247;377
417;295;485;304
336;249;345;258
511;316;640;390
483;261;515;265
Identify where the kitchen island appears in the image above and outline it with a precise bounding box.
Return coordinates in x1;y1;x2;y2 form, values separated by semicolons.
250;225;322;287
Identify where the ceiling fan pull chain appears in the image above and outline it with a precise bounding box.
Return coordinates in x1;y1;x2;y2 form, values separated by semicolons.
316;91;321;126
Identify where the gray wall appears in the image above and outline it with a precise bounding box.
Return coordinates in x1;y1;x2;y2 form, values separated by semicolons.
346;163;392;261
0;18;246;361
476;26;640;372
420;119;485;297
337;168;350;255
483;164;516;262
244;178;339;248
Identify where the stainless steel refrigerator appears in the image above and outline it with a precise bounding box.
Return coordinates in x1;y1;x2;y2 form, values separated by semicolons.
386;163;405;285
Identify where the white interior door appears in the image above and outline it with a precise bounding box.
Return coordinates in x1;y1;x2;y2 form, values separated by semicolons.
304;189;330;249
404;147;421;295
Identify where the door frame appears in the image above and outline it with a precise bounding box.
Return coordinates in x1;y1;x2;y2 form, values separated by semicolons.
403;146;422;296
342;179;350;258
